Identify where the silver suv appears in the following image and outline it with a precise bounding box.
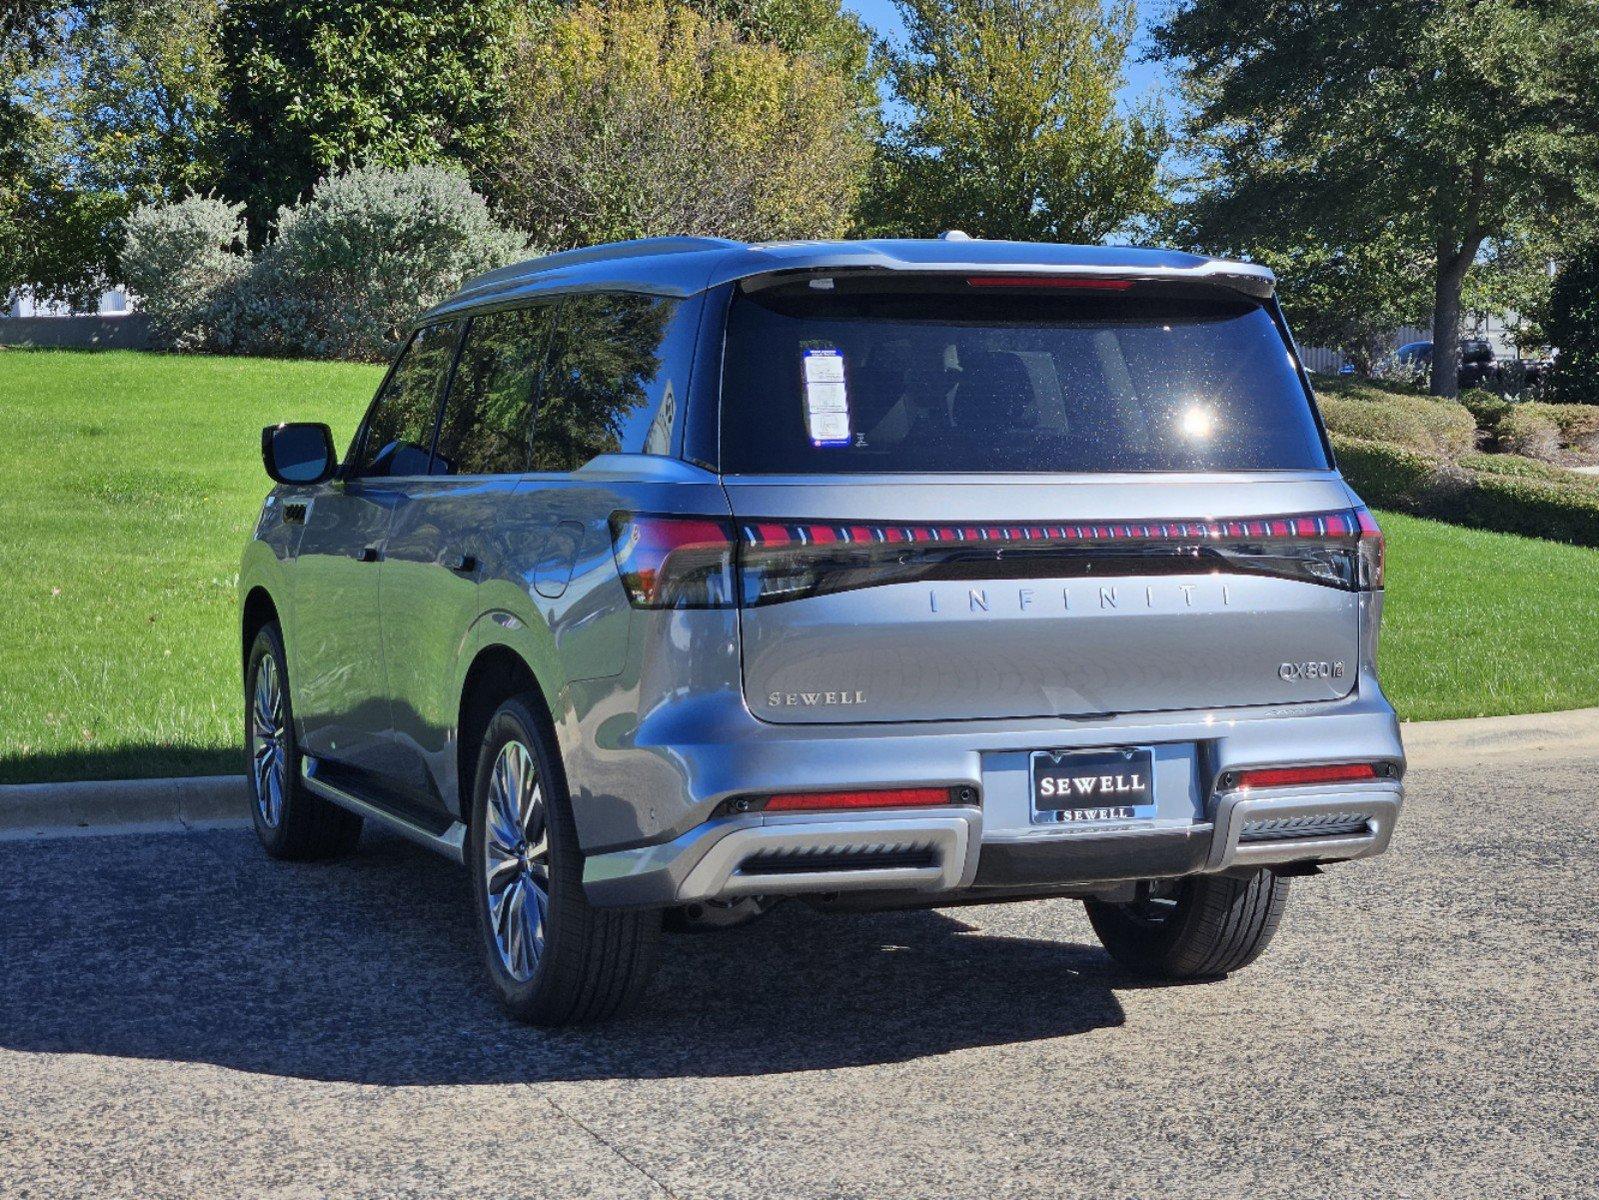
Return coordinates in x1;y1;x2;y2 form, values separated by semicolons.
241;237;1404;1025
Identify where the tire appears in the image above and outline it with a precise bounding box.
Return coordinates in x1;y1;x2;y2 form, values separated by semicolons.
245;622;363;861
1084;869;1290;980
467;695;660;1025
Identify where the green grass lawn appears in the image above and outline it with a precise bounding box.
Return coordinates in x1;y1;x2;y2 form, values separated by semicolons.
2;348;1598;784
0;350;380;784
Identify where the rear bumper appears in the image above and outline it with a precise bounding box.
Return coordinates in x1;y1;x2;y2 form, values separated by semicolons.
579;674;1405;907
583;779;1403;907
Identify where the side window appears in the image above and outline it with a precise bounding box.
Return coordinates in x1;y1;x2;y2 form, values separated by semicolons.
533;293;683;472
431;305;557;476
352;320;462;478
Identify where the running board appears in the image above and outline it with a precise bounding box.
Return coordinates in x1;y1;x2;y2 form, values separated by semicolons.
300;758;467;864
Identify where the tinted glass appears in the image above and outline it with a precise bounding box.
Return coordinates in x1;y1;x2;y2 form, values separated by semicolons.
432;305;557;476
268;423;332;482
720;282;1329;474
354;321;461;477
533;293;679;471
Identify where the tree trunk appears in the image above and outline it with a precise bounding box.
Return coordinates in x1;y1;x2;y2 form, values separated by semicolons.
1431;235;1483;399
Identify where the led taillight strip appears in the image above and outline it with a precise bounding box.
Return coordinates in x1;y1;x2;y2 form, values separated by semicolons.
742;510;1361;549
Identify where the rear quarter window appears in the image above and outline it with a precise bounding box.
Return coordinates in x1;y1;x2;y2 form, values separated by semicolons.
719;279;1329;474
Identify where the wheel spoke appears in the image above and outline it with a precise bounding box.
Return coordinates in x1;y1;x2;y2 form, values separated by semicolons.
480;737;553;983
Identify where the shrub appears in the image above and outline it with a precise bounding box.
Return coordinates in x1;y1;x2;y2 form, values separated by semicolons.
1317;390;1476;458
1332;435;1599;548
1497;404;1563;462
235;165;530;361
1328;434;1454;512
120;196;250;351
1491;402;1599;464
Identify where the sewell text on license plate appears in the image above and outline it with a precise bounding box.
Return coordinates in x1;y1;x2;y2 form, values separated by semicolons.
1030;747;1156;825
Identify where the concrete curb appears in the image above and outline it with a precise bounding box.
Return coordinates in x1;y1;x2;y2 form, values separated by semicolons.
1401;706;1599;765
0;775;247;839
3;705;1597;837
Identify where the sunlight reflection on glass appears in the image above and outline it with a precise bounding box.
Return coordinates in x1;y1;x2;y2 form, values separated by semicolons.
1180;405;1215;439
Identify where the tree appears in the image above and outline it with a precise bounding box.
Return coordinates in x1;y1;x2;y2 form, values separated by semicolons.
487;0;873;248
1261;234;1431;376
1158;0;1599;397
863;0;1166;242
1;0;224;306
214;1;525;234
1542;245;1599;406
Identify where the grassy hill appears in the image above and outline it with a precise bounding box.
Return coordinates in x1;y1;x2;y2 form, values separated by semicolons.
2;349;1597;783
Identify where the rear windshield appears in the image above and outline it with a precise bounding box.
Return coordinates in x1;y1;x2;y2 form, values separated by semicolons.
719;279;1329;474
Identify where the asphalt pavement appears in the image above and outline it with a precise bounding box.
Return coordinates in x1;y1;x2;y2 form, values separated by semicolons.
1;736;1595;1199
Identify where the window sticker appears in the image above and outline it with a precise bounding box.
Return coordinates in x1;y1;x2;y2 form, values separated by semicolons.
802;348;851;446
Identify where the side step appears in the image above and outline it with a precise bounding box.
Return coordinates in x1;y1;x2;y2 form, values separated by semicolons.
300;757;467;864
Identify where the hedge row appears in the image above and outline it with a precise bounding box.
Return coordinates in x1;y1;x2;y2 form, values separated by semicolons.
1331;434;1599;548
1317;390;1477;457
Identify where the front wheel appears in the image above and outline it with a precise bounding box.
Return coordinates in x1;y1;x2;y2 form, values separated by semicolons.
1084;869;1290;979
245;622;362;860
467;696;660;1025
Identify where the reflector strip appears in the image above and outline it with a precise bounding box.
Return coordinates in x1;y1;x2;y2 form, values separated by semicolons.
1234;763;1381;790
763;786;954;812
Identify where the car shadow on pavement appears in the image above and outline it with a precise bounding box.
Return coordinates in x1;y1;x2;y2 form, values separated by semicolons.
0;827;1136;1085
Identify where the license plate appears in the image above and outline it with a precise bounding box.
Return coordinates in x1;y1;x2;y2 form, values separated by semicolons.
1030;747;1156;825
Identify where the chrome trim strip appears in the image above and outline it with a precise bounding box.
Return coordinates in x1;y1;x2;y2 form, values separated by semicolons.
1209;784;1402;870
299;758;467;864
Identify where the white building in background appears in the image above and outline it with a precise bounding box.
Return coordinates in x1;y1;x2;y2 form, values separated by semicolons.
4;286;135;318
1;286;150;348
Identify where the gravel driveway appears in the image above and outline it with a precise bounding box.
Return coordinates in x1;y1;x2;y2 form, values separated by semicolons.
1;731;1594;1199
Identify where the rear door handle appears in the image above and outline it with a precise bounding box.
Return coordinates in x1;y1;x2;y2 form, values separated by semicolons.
447;553;478;575
357;545;382;563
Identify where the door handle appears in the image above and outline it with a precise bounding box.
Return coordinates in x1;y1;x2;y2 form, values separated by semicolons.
448;553;478;574
357;545;382;563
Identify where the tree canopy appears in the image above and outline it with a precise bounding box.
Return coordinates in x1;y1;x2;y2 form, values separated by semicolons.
487;0;874;248
865;0;1166;242
214;0;526;234
1158;0;1599;395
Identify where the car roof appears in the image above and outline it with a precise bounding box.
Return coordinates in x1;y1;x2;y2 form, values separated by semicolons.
422;236;1276;322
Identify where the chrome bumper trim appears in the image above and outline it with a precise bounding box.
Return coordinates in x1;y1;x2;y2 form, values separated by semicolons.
1208;783;1403;869
583;808;981;906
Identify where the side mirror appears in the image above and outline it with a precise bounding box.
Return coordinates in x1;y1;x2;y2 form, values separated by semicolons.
262;422;336;485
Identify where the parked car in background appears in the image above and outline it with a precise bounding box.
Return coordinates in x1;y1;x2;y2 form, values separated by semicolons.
1395;338;1500;389
241;236;1405;1025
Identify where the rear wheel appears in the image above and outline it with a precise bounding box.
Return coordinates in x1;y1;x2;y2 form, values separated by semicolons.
1084;869;1290;979
467;696;660;1025
245;622;363;860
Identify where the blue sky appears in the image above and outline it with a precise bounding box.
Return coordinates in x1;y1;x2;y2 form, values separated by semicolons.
839;0;1175;112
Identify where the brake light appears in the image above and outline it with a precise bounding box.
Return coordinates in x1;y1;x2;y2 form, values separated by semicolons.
1355;505;1385;589
1234;763;1381;790
609;513;736;608
967;275;1134;290
762;786;955;812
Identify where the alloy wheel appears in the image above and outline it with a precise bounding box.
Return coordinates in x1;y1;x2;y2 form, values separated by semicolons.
250;654;286;828
482;739;551;983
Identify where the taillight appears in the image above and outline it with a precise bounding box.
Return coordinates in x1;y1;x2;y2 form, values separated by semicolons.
737;509;1378;605
609;513;736;608
1355;505;1385;590
1233;763;1382;790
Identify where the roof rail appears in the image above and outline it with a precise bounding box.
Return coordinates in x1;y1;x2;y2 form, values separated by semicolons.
455;236;746;301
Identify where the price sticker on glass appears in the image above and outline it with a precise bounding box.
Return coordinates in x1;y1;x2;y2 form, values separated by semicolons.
802;349;851;446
